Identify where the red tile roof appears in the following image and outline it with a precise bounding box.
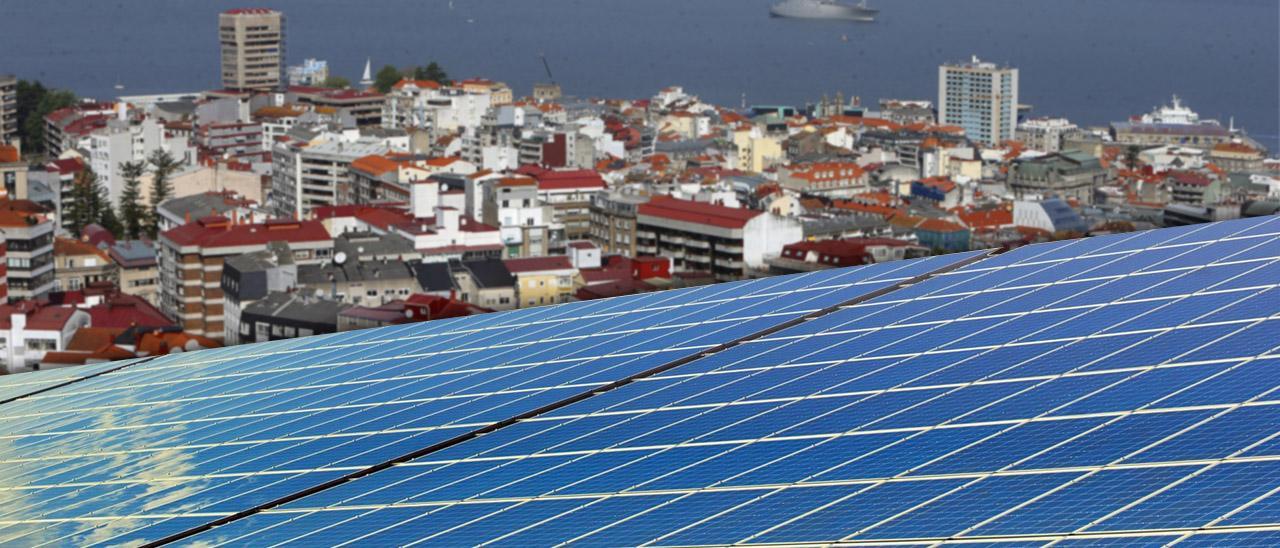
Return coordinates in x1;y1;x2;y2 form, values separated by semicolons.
504;256;575;273
1167;170;1214;186
638;195;761;229
46;158;85;174
0;199;50;228
162;217;331;249
518;166;607;191
54;237;109;260
392;79;443;91
0;302;81;330
351;154;402;176
781;238;918;267
957;207;1014;230
86;294;173;330
312;204;415;231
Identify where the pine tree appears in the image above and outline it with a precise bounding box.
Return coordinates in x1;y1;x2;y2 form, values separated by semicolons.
118;160;146;240
64;167;98;237
146;149;179;239
98;198;124;237
421;61;450;85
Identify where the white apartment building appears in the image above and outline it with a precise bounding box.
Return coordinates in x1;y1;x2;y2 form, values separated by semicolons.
939;56;1019;147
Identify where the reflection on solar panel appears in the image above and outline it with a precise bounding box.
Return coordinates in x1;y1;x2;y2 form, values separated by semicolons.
0;216;1277;547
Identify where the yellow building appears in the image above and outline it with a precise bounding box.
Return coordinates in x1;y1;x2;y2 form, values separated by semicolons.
504;256;582;308
731;124;784;173
459;78;514;106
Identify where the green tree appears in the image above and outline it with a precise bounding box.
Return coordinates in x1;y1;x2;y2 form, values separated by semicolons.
320;75;350;89
64;166;109;237
14;80;75;155
98;194;124;237
374;65;403;93
146;149;179;238
118;160;147;240
1124;144;1142;171
413;62;450;85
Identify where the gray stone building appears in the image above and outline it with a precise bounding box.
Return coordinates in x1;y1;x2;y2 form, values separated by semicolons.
1007;151;1107;205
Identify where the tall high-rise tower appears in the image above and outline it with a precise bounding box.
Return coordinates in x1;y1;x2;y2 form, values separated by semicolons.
938;55;1019;147
218;8;285;91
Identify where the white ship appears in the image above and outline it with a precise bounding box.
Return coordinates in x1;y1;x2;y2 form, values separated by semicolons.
770;0;878;22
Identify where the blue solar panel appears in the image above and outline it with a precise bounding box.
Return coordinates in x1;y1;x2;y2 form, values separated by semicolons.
0;251;984;546
0;216;1277;546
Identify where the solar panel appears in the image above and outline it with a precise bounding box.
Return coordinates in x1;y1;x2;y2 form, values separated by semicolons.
0;216;1277;547
0;252;981;546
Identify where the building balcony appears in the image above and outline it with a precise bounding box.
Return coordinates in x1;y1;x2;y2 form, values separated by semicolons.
685;239;710;249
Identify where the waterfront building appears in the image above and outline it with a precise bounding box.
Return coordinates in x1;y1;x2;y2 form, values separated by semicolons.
938;56;1019;146
218;8;285;91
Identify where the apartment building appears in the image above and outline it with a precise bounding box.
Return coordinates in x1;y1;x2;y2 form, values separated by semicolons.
938;56;1019;146
271;130;399;218
0;199;55;300
636;195;802;281
158;216;331;340
0;74;16;144
588;190;651;256
218;8;285;91
482;177;556;258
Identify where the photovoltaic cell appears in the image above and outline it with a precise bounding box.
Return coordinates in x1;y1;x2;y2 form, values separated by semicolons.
0;216;1275;547
0;251;980;546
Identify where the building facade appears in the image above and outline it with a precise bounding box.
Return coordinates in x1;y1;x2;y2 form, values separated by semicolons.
938;56;1019;146
218;8;285;91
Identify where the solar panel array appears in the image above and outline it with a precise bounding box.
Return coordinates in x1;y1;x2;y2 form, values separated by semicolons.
0;216;1277;546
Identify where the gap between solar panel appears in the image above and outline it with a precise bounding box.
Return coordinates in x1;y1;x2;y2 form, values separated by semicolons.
0;355;162;408
139;249;1001;547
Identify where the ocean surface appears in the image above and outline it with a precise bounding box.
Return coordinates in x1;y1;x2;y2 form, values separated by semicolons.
3;0;1277;152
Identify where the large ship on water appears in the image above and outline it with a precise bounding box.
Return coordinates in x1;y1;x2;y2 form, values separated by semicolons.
770;0;878;22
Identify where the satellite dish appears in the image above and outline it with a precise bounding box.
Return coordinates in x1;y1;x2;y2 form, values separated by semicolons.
334;251;348;264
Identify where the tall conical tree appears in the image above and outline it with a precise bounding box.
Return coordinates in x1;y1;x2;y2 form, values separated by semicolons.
146;149;179;239
64;166;110;237
118;160;147;240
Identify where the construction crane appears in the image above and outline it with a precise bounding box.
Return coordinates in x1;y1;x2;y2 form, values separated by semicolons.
540;53;556;84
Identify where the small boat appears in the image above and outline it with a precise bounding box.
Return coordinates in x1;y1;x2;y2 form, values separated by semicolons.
770;0;877;22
